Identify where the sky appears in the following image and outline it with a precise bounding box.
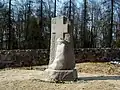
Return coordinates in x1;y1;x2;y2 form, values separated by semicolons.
1;0;100;11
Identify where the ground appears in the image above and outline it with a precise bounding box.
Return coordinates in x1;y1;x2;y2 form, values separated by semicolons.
0;62;120;90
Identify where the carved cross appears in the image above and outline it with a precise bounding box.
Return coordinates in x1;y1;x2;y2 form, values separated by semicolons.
51;16;69;39
49;16;70;65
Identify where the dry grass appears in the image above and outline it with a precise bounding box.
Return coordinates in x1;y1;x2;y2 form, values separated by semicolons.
76;62;120;75
0;62;120;90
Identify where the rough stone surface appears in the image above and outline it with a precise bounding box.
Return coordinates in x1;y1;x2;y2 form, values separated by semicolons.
0;49;49;69
48;38;75;70
49;16;71;65
75;48;120;63
46;16;77;81
44;69;77;81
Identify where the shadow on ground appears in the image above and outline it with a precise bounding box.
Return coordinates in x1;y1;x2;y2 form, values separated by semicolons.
78;76;120;81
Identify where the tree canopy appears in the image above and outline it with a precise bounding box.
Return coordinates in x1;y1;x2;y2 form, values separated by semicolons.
0;0;120;49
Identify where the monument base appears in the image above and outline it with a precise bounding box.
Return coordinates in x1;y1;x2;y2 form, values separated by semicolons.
43;69;78;81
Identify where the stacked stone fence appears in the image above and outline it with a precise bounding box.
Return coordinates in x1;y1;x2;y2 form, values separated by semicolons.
0;49;49;69
75;48;120;63
0;48;120;68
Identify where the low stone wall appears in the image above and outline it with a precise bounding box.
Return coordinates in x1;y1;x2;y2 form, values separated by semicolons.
0;48;120;68
0;49;49;68
75;48;120;63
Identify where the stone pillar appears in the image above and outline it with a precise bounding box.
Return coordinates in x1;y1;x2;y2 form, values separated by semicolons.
45;16;77;81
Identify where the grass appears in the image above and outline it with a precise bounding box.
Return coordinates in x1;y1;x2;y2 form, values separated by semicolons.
76;62;120;75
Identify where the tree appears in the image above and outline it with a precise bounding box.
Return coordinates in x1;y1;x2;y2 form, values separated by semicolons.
108;0;114;47
8;0;12;49
83;0;88;48
54;0;56;17
69;0;71;20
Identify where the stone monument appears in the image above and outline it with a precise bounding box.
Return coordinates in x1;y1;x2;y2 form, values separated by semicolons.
49;16;69;65
44;16;77;81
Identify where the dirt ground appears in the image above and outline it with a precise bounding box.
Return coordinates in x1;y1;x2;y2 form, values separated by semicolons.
0;62;120;90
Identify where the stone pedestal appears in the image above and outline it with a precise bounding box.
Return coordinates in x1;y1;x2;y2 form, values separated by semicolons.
44;69;77;81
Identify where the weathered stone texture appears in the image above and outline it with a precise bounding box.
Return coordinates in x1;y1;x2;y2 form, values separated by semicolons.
0;48;120;68
46;16;77;81
0;49;49;68
75;48;120;63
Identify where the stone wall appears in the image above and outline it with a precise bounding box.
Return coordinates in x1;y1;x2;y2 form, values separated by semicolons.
75;48;120;63
0;48;120;68
0;49;49;68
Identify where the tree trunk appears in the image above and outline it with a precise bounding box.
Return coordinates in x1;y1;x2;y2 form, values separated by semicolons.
39;0;43;48
90;5;94;48
48;0;51;49
109;0;114;47
108;0;113;47
83;0;87;48
0;30;3;49
69;0;71;20
54;0;56;17
25;1;31;48
8;0;12;49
